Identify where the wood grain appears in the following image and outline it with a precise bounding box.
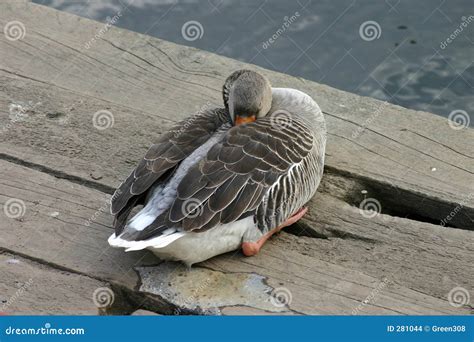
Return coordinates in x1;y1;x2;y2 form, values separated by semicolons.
0;2;473;229
0;253;105;315
0;1;472;315
0;160;470;315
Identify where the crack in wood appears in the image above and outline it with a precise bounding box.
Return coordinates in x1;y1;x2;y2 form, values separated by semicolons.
1;1;472;315
3;150;470;232
0;153;115;194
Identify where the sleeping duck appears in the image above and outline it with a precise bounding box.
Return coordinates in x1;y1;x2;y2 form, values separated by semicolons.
108;69;326;266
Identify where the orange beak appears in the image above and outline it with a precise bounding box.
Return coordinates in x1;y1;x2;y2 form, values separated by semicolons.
235;115;256;126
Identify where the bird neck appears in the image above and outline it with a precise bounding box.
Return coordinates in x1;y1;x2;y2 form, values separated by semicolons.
269;87;325;132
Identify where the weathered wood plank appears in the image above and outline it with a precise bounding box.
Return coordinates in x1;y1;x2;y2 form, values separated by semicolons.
0;160;470;315
0;160;156;290
0;253;105;315
0;1;472;315
0;1;473;230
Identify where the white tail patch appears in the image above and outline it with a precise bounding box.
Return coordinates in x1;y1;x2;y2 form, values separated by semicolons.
108;229;186;251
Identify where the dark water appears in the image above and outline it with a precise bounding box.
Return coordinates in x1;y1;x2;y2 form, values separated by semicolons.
34;0;473;125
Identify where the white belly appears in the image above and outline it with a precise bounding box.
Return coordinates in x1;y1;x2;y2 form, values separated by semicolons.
149;216;257;266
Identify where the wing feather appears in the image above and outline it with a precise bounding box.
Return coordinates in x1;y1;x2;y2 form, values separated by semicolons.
111;108;230;235
135;115;322;240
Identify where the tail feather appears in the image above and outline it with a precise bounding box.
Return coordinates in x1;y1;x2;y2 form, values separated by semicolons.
108;229;185;252
109;181;185;251
113;195;143;235
135;213;174;241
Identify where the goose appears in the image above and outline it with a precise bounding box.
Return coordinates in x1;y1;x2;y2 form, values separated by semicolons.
108;69;326;266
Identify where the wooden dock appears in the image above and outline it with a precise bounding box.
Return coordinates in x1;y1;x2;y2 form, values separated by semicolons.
0;2;473;315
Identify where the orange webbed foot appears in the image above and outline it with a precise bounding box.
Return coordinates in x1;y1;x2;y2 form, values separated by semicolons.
242;207;308;256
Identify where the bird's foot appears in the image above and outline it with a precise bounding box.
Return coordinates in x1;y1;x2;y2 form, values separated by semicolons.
242;207;308;256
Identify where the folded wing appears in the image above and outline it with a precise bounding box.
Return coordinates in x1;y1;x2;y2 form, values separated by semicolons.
111;108;230;235
136;116;318;241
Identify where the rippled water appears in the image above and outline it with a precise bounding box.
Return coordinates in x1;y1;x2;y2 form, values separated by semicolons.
34;0;474;124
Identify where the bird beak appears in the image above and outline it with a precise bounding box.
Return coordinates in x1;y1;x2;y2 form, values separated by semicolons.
235;115;256;126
